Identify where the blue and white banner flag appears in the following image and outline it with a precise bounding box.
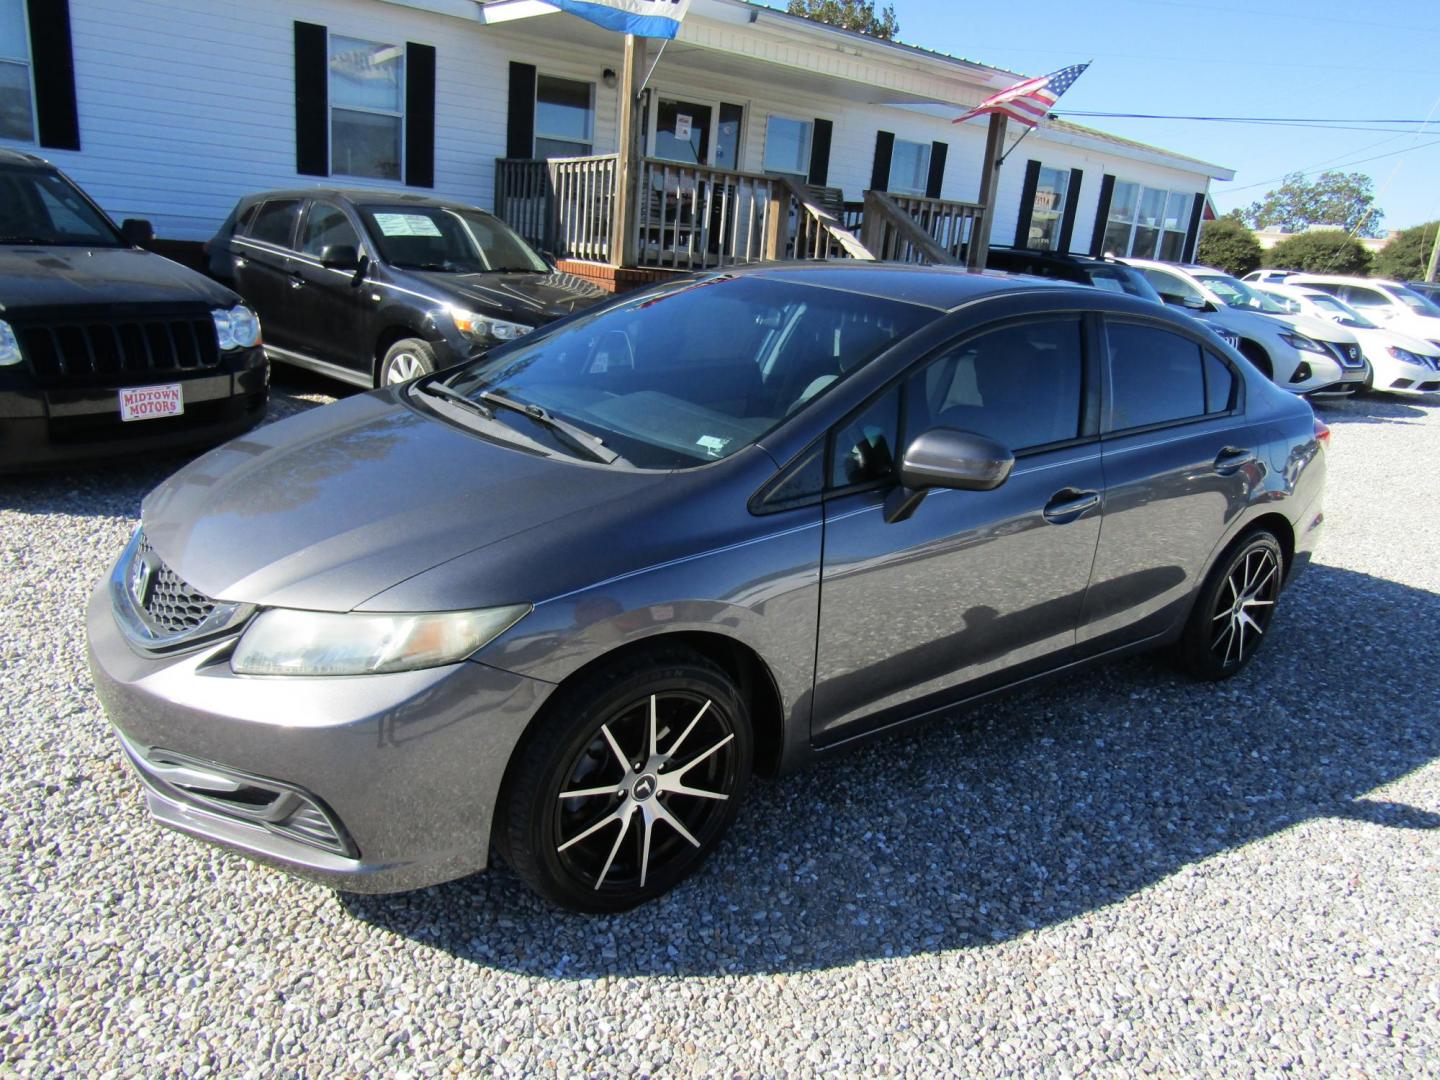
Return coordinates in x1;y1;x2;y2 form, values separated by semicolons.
550;0;691;40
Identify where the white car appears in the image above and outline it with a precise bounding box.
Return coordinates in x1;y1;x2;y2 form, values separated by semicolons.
1242;269;1297;286
1286;275;1440;349
1257;284;1440;397
1121;259;1365;396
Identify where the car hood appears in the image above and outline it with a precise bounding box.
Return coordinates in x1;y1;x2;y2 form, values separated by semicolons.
139;391;665;612
409;269;606;323
0;246;233;312
1203;306;1355;343
1354;325;1440;357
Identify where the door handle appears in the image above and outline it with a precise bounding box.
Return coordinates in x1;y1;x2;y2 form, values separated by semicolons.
233;255;247;269
1213;446;1256;475
288;274;305;289
1042;488;1100;524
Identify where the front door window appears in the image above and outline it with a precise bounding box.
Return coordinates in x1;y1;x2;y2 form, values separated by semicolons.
654;98;711;165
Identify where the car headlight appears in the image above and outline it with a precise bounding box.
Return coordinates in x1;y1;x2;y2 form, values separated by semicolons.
1279;332;1328;355
448;307;533;344
213;305;262;350
0;319;21;367
1386;345;1420;364
230;604;531;676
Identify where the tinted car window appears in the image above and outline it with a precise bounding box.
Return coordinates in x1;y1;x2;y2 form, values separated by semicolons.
906;318;1084;453
248;200;302;247
830;386;900;489
1086;265;1161;301
299;202;360;256
1342;285;1388;309
445;276;936;469
0;164;121;247
1204;351;1235;414
1107;322;1206;430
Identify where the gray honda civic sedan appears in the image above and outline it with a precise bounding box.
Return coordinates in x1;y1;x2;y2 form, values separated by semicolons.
88;264;1327;912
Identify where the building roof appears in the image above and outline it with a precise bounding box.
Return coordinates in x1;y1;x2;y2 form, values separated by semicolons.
1043;119;1233;178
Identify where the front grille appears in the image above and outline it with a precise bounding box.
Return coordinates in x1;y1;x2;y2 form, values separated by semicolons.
136;536;217;634
1324;340;1366;369
15;313;220;383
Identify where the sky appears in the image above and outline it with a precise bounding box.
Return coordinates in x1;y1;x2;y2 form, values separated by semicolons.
873;0;1440;232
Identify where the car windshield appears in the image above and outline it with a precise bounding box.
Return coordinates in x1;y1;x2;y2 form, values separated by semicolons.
439;275;937;469
1391;285;1440;316
1305;293;1376;329
0;164;124;247
1084;265;1161;301
357;204;548;273
1195;273;1289;314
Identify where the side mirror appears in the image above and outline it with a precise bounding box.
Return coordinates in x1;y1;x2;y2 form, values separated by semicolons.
1180;294;1216;312
120;218;154;247
320;243;362;270
884;428;1015;524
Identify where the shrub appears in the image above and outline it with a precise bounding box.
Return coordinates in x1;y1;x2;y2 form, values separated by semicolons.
1373;221;1440;281
1195;217;1262;277
1263;229;1372;275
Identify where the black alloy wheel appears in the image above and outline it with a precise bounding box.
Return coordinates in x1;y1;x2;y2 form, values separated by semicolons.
1178;530;1284;680
496;647;752;912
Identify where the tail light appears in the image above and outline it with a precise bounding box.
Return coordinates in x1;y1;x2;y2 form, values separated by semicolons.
1314;418;1331;447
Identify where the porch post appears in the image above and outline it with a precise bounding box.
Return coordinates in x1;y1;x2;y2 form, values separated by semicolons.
967;113;1008;271
610;33;644;269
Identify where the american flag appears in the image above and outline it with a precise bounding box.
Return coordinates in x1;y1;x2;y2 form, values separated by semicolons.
953;63;1090;128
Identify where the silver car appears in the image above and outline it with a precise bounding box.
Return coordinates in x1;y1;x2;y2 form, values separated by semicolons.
88;265;1327;912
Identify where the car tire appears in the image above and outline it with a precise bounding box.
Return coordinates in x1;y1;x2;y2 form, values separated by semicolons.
378;337;437;387
494;645;753;913
1239;341;1274;382
1176;529;1284;681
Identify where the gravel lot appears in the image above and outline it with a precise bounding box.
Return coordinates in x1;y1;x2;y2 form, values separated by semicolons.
2;376;1437;1077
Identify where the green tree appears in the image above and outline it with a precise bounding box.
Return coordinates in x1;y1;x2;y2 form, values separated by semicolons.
1244;171;1383;237
786;0;899;38
1263;229;1372;275
1195;216;1263;277
1373;221;1440;281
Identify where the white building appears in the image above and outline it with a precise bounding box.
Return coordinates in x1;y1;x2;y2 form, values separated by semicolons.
0;0;1233;283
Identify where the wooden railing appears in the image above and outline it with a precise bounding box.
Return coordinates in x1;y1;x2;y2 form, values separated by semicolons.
777;179;875;262
861;190;984;265
631;159;787;270
494;155;619;262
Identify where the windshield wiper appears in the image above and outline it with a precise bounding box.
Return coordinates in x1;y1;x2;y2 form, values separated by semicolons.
414;379;495;419
0;236;50;245
484;266;545;274
476;389;622;465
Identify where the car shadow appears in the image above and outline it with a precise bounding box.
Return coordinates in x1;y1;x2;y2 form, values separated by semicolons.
1314;392;1440;426
341;563;1440;977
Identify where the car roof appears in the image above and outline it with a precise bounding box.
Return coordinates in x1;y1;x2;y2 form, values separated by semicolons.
987;246;1131;269
1288;273;1407;288
702;261;1172;315
0;147;53;169
234;187;493;213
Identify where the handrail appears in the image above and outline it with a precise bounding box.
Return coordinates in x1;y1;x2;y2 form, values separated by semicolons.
775;177;875;261
861;191;958;264
631;158;784;270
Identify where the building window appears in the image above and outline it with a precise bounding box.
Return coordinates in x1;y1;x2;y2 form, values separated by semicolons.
0;0;34;142
535;75;594;158
888;138;931;196
764;115;812;179
329;35;405;181
1103;180;1193;260
1028;166;1070;251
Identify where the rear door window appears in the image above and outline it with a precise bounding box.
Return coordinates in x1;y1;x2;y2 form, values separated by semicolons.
299;202;361;257
247;199;302;248
1105;321;1211;431
1341;285;1389;311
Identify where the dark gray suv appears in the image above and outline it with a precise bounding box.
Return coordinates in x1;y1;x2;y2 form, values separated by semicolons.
87;265;1327;912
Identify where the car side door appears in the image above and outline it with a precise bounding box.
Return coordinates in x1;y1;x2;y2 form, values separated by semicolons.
1078;317;1258;652
812;315;1105;746
289;200;370;374
230;198;303;352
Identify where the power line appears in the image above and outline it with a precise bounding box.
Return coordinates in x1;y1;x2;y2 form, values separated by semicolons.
1055;110;1437;125
1218;137;1440;195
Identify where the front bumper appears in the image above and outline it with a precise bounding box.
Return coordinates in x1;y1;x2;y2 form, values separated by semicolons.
86;582;555;893
0;347;268;471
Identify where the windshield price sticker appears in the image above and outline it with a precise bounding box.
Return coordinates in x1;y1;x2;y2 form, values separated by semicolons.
373;213;444;238
696;434;729;457
119;384;183;422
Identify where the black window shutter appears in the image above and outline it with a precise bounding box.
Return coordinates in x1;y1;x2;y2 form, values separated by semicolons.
294;21;329;177
808;118;832;186
1013;159;1041;247
405;43;436;187
1090;174;1116;256
1057;167;1083;253
1183;193;1206;261
870;131;894;192
925;141;947;198
26;0;79;151
507;62;537;159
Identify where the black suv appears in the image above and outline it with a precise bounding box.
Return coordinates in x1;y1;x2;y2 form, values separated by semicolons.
0;150;267;470
206;190;608;387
